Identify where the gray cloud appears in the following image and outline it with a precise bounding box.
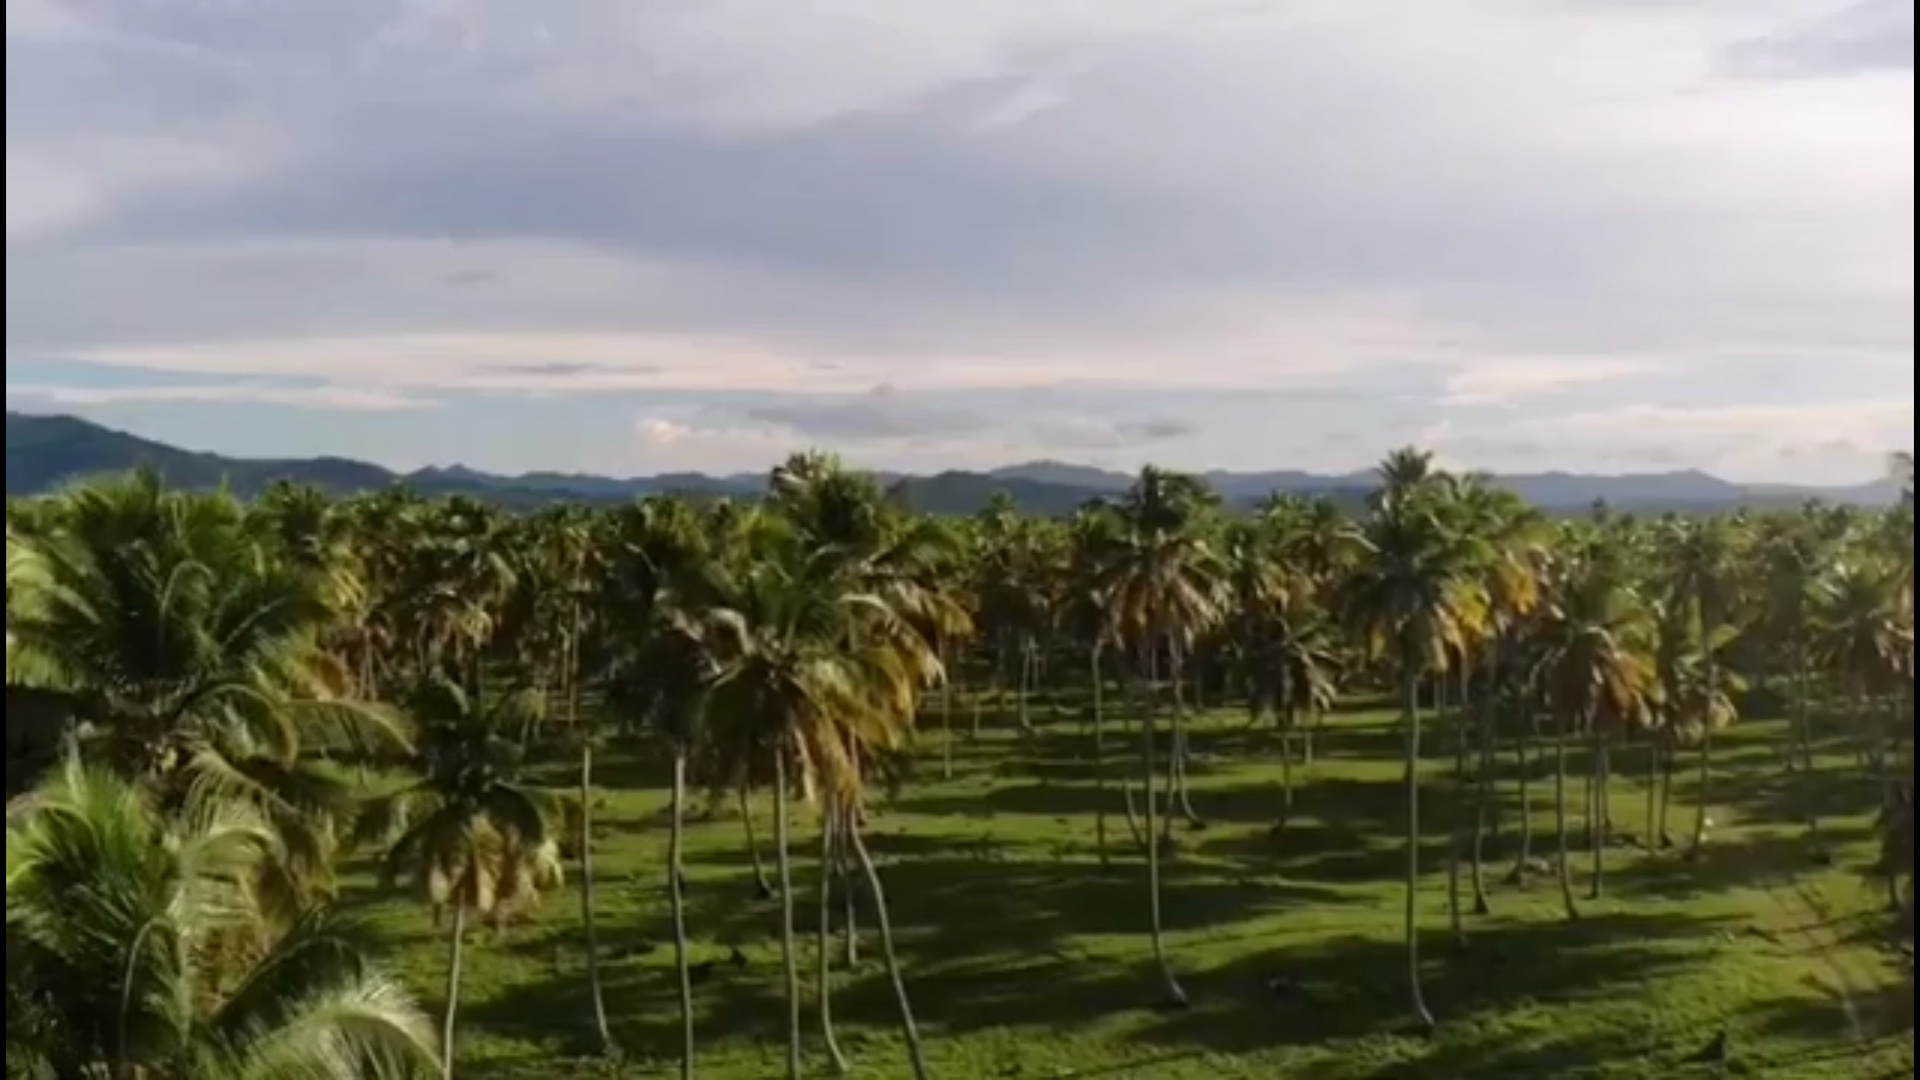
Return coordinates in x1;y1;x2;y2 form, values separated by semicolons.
477;360;637;378
744;384;986;440
734;384;1195;449
5;1;1911;483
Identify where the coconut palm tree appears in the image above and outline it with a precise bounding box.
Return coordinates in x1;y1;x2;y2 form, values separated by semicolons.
1067;502;1130;861
601;494;721;1076
1346;460;1489;1030
701;487;935;1080
353;679;566;1080
1533;544;1660;909
1815;563;1913;813
1102;466;1228;1007
6;470;407;887
7;758;439;1079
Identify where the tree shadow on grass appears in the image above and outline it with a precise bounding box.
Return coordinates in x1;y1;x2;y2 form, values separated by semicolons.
1610;826;1879;901
1738;971;1914;1075
457;880;1737;1075
1125;910;1734;1065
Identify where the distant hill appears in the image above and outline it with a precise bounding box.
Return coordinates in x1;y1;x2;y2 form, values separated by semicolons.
4;411;1904;517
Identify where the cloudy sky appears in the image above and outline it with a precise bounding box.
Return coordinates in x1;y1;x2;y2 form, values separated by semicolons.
6;1;1913;482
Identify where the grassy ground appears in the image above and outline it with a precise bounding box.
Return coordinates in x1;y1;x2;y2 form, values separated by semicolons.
342;696;1914;1079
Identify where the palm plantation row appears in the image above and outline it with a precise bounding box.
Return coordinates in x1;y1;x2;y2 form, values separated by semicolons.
5;448;1913;1078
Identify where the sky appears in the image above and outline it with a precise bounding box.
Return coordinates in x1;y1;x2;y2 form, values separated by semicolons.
5;0;1914;483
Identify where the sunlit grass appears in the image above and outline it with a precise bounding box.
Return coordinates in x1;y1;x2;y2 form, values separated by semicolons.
343;698;1913;1079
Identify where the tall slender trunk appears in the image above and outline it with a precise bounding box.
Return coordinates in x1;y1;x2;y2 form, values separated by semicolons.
1445;672;1465;948
1512;715;1536;873
1800;653;1822;836
774;749;802;1079
1554;711;1580;920
1658;733;1677;848
1093;642;1110;867
816;807;851;1076
1120;673;1147;849
1018;641;1034;734
839;811;859;970
1690;730;1715;853
670;753;695;1079
441;903;468;1080
1644;728;1660;852
849;817;931;1079
1581;748;1595;852
1470;658;1495;915
1401;669;1436;1030
579;740;615;1055
740;787;774;899
1588;727;1607;901
1280;725;1295;819
1169;640;1204;828
941;656;956;781
1144;643;1187;1006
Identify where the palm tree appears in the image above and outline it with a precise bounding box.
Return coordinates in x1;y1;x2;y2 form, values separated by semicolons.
1534;545;1659;908
1754;514;1832;783
353;680;566;1080
703;483;935;1080
7;758;439;1079
1815;563;1912;816
1458;484;1546;915
6;470;408;887
1346;460;1488;1030
1103;467;1227;1007
601;495;718;1072
1068;502;1128;863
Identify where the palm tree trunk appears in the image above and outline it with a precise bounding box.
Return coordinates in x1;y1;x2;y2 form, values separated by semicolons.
1554;711;1580;920
1470;666;1494;915
1280;726;1295;819
1658;733;1677;848
1581;747;1595;852
1690;729;1715;853
1093;642;1110;867
1400;670;1436;1030
817;807;851;1076
579;740;615;1056
1510;714;1536;879
740;787;774;899
1644;729;1659;850
1120;673;1147;849
670;752;695;1079
839;812;859;969
1018;641;1034;735
774;748;803;1080
941;660;956;781
441;903;468;1080
1588;728;1607;901
1169;642;1204;828
848;817;931;1079
1144;644;1187;1006
1445;671;1465;948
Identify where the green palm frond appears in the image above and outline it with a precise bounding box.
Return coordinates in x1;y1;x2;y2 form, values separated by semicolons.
7;758;438;1077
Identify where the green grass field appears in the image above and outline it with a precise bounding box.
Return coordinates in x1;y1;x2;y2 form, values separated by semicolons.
343;699;1914;1079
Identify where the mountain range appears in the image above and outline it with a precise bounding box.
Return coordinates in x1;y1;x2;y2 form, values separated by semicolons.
5;410;1905;518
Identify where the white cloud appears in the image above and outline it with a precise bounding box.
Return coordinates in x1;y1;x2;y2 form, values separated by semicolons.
5;381;437;412
1440;357;1663;406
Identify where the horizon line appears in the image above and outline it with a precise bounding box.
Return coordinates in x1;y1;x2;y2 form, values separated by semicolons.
6;407;1908;491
